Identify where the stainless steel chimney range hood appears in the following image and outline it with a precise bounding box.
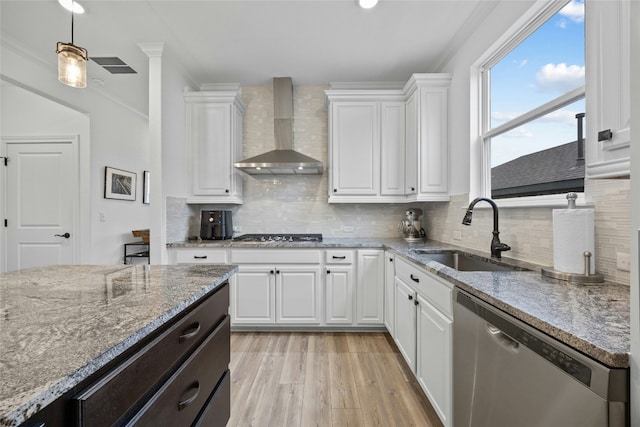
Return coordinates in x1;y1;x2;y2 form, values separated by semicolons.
234;77;324;175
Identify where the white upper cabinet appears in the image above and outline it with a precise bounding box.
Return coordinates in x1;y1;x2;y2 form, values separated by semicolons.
184;89;246;204
585;0;630;178
404;74;451;201
326;73;450;203
329;101;380;197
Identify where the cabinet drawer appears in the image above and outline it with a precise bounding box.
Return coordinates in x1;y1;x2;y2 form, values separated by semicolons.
231;249;321;264
325;250;354;264
125;316;231;426
396;257;452;318
396;257;425;286
192;369;231;427
74;283;229;427
174;248;228;264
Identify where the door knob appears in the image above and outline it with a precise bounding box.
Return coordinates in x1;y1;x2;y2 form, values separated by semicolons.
55;232;71;238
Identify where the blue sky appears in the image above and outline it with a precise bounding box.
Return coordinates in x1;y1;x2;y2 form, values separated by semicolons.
489;0;585;167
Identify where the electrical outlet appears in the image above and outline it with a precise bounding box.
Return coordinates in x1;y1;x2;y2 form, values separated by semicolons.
343;225;355;232
616;253;630;272
453;230;462;241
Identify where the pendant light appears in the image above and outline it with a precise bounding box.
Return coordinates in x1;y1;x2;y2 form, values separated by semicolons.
56;2;88;88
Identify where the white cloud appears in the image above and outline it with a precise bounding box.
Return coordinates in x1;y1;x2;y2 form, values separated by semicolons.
536;63;585;93
556;19;567;29
512;59;528;68
492;112;520;123
559;0;584;23
503;127;533;138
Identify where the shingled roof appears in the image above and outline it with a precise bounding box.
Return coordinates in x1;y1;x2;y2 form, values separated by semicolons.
491;140;584;198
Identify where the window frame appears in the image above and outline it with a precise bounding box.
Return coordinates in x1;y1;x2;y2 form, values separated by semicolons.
470;0;589;208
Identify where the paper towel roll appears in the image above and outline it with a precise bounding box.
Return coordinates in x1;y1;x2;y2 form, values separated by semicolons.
552;209;595;274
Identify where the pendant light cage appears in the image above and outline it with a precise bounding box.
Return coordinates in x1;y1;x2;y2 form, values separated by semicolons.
56;5;88;88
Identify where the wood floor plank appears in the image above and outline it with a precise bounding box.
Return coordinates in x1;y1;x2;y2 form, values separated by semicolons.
307;332;329;353
280;350;307;384
329;352;361;409
348;352;394;426
269;384;304;427
235;354;286;426
301;351;332;427
326;332;350;353
331;408;364;427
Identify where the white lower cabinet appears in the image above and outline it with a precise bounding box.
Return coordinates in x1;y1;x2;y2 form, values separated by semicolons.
230;265;275;324
230;249;322;326
325;250;355;324
394;276;417;372
417;294;452;427
393;257;453;427
356;249;384;325
384;251;396;336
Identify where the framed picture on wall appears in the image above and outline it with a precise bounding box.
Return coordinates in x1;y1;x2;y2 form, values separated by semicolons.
104;166;136;201
143;170;150;204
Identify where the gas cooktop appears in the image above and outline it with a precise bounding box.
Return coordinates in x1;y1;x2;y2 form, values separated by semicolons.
232;234;323;242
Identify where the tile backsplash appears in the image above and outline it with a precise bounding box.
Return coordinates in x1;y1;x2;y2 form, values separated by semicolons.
423;179;631;286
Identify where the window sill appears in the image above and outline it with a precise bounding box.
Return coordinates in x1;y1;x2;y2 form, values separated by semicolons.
468;193;593;209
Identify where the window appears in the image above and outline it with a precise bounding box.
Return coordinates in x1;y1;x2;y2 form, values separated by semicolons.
478;0;585;202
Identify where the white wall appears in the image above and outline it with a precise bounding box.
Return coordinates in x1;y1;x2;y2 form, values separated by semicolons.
1;43;150;264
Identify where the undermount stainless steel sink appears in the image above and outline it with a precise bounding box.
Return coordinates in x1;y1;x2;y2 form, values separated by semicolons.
410;250;527;272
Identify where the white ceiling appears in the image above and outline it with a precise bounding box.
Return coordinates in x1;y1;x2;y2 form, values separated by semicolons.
1;0;490;115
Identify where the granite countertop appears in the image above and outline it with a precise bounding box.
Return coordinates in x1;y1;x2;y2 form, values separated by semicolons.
0;264;237;427
169;237;631;368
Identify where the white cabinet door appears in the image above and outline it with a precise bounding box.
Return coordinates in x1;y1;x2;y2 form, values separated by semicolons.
325;266;354;324
380;102;406;196
417;294;452;427
585;0;630;178
276;266;322;324
231;266;275;324
356;249;384;325
384;252;396;336
394;277;417;372
188;103;232;196
405;92;418;196
184;90;245;204
330;102;379;196
416;86;449;199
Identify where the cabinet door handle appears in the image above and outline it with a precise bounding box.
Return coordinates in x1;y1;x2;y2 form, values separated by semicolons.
225;189;230;193
333;189;337;193
276;270;280;274
270;270;275;274
414;299;419;306
408;294;413;301
332;255;346;260
178;322;201;343
177;381;200;411
410;274;419;283
410;187;415;192
389;257;393;262
193;255;208;259
327;270;331;274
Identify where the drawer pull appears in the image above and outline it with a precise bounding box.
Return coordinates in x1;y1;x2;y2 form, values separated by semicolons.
177;381;200;411
332;255;346;260
408;294;414;301
178;322;201;343
410;274;420;283
193;255;208;260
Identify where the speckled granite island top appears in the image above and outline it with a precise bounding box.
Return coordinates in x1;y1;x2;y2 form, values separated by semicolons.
169;237;630;368
0;264;237;427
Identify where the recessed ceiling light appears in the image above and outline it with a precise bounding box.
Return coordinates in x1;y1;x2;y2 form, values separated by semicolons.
58;0;85;14
357;0;379;9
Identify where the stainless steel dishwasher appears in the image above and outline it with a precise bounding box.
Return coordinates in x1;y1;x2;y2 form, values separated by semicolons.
453;288;629;427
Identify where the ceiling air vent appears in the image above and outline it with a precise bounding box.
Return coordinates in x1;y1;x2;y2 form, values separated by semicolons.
91;56;137;74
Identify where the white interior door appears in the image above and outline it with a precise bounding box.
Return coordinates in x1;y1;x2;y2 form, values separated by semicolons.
4;138;78;272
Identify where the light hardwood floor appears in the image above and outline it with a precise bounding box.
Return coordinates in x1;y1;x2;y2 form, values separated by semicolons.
228;331;444;427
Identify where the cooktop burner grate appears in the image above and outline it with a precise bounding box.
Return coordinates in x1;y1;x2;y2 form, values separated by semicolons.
233;233;323;242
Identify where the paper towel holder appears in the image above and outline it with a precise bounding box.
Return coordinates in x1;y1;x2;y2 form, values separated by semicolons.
541;251;604;283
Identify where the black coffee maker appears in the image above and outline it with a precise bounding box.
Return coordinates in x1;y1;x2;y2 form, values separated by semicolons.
200;210;233;240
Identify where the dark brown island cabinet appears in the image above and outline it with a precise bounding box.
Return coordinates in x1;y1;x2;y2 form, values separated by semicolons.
21;282;230;427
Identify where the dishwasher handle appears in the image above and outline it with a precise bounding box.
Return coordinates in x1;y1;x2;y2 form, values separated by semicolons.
486;323;520;352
